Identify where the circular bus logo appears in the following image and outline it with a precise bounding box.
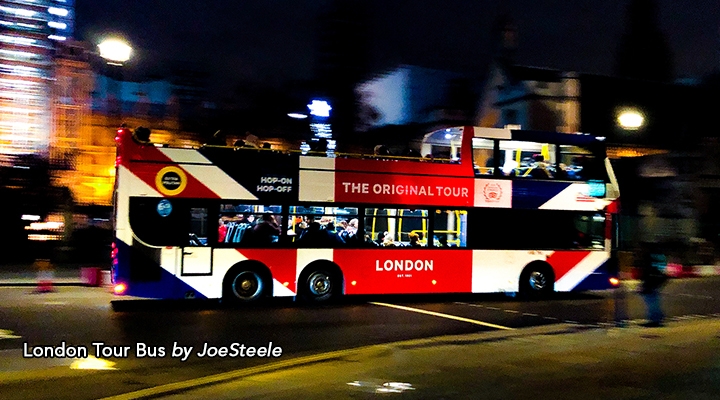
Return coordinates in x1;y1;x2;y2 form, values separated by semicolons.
155;166;187;196
157;199;173;217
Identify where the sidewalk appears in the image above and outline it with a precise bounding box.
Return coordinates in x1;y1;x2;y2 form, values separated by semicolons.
0;264;106;287
109;317;720;400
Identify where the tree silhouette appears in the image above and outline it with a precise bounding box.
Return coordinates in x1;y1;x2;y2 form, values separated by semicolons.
615;0;674;82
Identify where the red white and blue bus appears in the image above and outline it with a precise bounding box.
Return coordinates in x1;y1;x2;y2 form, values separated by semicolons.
112;126;620;302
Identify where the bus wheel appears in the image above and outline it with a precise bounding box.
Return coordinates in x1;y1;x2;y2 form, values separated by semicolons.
300;265;341;303
520;262;555;299
224;265;269;303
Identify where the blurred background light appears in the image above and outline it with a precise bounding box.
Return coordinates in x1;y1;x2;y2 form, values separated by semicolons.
98;38;132;63
617;108;644;130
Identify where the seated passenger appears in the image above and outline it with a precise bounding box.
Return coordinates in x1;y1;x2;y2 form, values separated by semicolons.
409;232;423;248
251;213;281;244
297;222;343;247
529;154;552;179
382;231;396;247
339;219;360;244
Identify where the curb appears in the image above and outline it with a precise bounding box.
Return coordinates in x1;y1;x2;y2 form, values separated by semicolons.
621;264;720;280
0;282;87;287
666;264;720;278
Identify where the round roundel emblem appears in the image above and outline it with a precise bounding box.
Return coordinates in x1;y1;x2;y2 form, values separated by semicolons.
155;166;187;196
156;199;173;217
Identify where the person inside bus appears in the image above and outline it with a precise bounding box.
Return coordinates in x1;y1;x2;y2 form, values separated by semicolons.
252;213;281;244
325;222;337;234
374;145;391;156
408;232;423;247
529;154;552;179
218;218;228;243
340;219;361;245
382;231;396;247
297;221;343;247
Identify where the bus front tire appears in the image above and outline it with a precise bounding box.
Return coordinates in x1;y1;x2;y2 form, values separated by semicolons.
519;263;555;300
224;265;270;304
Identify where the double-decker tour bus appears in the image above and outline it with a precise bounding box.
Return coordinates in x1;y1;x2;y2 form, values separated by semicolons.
111;125;620;302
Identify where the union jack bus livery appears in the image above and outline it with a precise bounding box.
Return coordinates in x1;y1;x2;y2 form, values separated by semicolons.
112;126;621;301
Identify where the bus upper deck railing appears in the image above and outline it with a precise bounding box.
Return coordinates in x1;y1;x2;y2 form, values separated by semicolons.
145;141;458;163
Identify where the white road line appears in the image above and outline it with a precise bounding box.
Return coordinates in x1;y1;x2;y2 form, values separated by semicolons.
522;313;539;317
369;302;514;331
676;293;714;300
456;302;484;308
0;329;21;339
504;309;520;314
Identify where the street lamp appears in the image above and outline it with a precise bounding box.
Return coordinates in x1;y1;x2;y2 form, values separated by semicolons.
98;38;132;124
616;108;645;130
98;38;132;66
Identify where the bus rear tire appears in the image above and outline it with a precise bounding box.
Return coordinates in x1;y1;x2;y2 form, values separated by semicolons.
299;263;342;303
223;263;270;304
519;262;555;300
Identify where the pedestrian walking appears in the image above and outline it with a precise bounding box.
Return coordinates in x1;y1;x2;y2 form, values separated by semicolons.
638;243;668;327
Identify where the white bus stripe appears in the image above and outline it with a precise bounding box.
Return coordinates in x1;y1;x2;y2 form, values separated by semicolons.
158;148;212;164
370;302;514;330
181;165;258;200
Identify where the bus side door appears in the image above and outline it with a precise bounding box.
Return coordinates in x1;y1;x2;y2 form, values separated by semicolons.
183;207;212;275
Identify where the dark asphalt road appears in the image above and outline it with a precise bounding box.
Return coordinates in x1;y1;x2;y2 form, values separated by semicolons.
0;277;718;399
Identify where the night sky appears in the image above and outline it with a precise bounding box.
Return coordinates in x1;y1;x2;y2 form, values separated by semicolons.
75;0;719;96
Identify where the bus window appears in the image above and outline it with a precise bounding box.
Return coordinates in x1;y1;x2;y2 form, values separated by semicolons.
365;208;428;247
574;213;606;249
472;138;495;176
289;206;359;247
433;210;467;248
189;208;208;246
129;198;186;246
559;145;604;181
499;140;557;179
420;127;462;163
218;204;282;246
468;209;605;250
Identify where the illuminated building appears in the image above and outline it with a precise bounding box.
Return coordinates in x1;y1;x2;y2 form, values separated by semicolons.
0;0;73;162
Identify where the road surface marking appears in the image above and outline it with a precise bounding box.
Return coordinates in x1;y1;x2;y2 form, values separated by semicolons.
522;313;539;317
0;329;21;339
504;309;520;314
369;302;514;330
676;293;714;300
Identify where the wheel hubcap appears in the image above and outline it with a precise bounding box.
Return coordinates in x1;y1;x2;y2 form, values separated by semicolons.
232;271;262;300
308;272;331;296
